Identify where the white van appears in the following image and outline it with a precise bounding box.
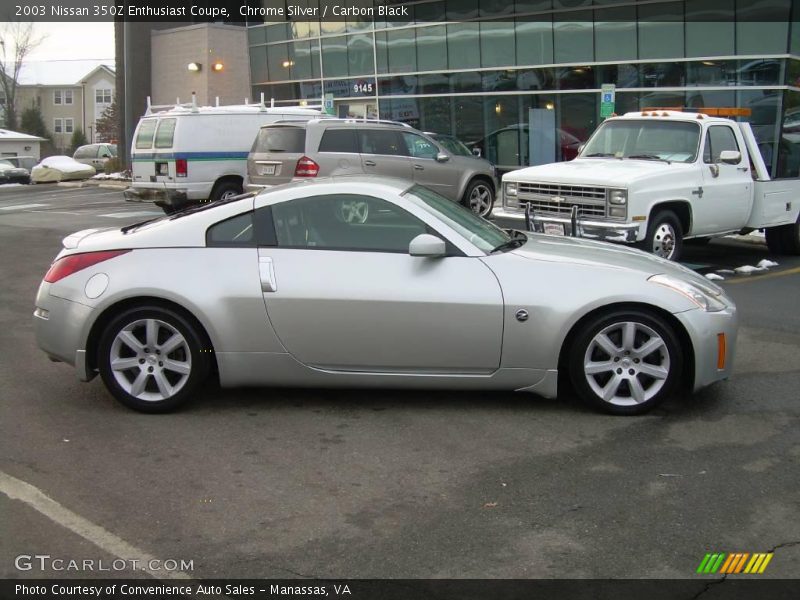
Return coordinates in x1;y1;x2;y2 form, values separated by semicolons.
125;100;324;212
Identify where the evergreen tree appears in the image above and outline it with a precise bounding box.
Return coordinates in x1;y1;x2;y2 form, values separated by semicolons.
70;127;88;153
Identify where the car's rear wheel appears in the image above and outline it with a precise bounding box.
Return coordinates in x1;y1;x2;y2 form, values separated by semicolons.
98;306;210;412
463;179;495;218
568;310;683;415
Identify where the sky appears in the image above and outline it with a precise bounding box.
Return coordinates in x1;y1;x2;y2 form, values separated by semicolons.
25;23;114;63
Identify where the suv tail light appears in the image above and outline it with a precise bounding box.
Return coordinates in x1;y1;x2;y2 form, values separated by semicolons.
294;156;319;177
44;250;131;283
175;158;188;177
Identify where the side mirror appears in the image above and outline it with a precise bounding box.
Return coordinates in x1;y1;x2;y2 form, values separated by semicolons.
719;150;741;165
472;148;482;158
409;233;446;257
435;152;449;163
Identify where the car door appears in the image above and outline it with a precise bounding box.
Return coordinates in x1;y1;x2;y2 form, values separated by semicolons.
696;125;753;234
401;131;460;200
357;129;413;181
256;193;504;373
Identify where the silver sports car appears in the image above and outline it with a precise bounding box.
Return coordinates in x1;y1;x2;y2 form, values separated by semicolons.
34;177;737;415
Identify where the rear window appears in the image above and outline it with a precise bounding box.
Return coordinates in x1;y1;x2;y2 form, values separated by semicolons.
135;119;157;149
154;118;177;149
254;127;305;153
318;129;358;153
74;145;96;159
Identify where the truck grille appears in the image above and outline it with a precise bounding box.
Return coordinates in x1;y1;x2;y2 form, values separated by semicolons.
517;182;607;218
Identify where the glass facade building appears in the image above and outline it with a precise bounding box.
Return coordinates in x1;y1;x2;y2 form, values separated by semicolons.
248;0;800;177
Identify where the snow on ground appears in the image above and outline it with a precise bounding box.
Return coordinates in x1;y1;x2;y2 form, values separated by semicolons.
705;273;725;281
757;259;779;269
92;172;129;181
0;183;25;188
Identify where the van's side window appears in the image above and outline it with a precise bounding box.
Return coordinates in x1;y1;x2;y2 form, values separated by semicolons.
135;120;157;149
318;129;358;153
154;119;177;149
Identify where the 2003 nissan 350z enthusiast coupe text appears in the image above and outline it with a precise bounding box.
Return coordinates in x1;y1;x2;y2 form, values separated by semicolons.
34;177;737;415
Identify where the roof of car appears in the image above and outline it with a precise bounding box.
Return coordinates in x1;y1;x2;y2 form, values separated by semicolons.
256;175;415;196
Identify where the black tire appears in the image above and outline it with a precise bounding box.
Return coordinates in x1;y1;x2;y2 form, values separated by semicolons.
568;309;683;416
462;179;495;218
209;180;243;203
765;217;800;255
97;305;211;413
641;210;684;261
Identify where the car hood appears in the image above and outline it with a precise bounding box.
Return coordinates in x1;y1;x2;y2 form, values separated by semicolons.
509;233;722;291
504;158;692;187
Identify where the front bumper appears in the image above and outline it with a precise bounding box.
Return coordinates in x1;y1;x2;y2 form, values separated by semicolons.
492;207;642;243
33;283;96;381
675;304;738;393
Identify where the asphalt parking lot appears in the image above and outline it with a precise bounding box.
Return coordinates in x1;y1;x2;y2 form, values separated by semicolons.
1;184;798;582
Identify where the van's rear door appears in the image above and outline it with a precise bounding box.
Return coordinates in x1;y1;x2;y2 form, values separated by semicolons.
131;118;158;183
131;117;178;185
247;125;307;186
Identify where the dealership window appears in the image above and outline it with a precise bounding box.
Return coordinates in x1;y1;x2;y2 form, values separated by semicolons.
778;90;800;178
515;18;553;66
416;25;448;72
347;33;374;77
250;45;268;84
594;6;637;62
447;23;480;71
385;28;417;73
288;40;319;80
95;89;112;104
553;14;594;64
685;0;734;57
322;36;348;78
267;43;289;83
637;2;684;60
736;0;791;55
480;21;515;68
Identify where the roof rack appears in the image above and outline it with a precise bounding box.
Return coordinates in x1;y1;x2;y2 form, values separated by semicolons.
305;117;414;128
144;92;322;116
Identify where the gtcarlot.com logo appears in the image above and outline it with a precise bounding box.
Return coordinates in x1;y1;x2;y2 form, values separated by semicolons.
14;554;194;572
697;552;773;575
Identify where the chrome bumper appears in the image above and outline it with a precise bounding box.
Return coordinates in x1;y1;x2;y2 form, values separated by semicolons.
492;207;642;243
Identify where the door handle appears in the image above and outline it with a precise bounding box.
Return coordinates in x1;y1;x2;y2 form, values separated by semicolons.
737;167;749;172
259;257;277;293
364;160;376;167
413;164;424;170
691;187;704;198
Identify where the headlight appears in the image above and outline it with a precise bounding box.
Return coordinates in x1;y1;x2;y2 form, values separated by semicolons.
609;189;627;205
608;205;626;218
505;182;517;196
649;274;727;312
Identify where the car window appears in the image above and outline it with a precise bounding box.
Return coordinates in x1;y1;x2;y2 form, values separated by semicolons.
206;212;255;247
134;119;157;150
0;159;13;168
254;126;305;153
74;146;95;159
108;145;118;157
357;130;406;156
402;133;439;159
318;128;358;153
703;126;740;164
434;135;472;157
271;194;428;253
154;118;177;149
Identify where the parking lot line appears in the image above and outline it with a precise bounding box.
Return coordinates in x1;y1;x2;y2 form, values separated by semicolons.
725;265;800;284
0;471;192;580
0;203;48;210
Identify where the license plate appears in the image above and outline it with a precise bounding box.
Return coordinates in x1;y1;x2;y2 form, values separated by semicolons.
258;164;276;176
543;223;565;236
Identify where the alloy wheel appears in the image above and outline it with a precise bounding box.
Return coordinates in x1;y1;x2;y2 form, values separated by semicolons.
468;184;493;216
338;199;369;223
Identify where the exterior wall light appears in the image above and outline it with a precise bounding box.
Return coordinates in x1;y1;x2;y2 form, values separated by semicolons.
282;60;295;68
212;61;224;72
187;62;202;72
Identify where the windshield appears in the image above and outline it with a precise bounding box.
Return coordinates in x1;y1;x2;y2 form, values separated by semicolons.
402;185;510;253
581;119;701;163
0;160;14;168
433;135;472;157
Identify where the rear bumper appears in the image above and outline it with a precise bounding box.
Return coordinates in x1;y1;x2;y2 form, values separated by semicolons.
493;207;643;243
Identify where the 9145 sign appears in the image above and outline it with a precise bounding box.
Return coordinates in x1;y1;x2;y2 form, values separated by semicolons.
353;80;376;95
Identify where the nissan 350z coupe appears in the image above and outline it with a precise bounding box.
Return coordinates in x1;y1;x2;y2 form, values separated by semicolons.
34;177;738;415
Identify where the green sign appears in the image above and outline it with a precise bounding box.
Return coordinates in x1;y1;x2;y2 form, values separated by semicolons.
600;84;616;118
324;93;335;116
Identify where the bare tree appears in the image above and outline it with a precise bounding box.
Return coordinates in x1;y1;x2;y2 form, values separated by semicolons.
0;22;43;131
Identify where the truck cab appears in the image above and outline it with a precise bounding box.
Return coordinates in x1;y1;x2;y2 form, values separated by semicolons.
498;110;800;260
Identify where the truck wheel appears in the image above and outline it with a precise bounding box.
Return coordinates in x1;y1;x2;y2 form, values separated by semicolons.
209;180;243;203
643;210;683;261
766;216;800;255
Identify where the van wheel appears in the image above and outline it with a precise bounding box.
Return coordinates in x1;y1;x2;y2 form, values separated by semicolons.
642;210;683;261
209;180;242;203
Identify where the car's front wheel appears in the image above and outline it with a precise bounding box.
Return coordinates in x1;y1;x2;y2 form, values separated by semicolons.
568;310;683;415
97;306;211;412
463;179;495;218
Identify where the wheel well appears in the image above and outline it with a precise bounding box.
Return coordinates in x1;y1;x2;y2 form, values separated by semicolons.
212;175;244;194
651;201;692;235
557;302;695;391
464;175;496;198
85;297;217;376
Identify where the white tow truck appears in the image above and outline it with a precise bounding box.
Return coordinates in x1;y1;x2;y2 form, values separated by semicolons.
496;109;800;260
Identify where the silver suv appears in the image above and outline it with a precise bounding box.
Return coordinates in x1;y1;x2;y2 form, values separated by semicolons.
246;119;498;216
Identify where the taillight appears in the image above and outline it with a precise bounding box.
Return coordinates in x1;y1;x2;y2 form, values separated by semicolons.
175;158;188;177
44;250;131;283
294;156;319;177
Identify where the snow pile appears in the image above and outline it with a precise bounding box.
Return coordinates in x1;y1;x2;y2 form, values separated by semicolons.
92;172;129;181
734;265;766;275
757;259;779;269
705;273;725;281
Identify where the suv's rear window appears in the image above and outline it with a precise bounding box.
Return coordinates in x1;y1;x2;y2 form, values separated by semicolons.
134;119;157;149
254;127;305;153
154;118;177;149
318;129;358;153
